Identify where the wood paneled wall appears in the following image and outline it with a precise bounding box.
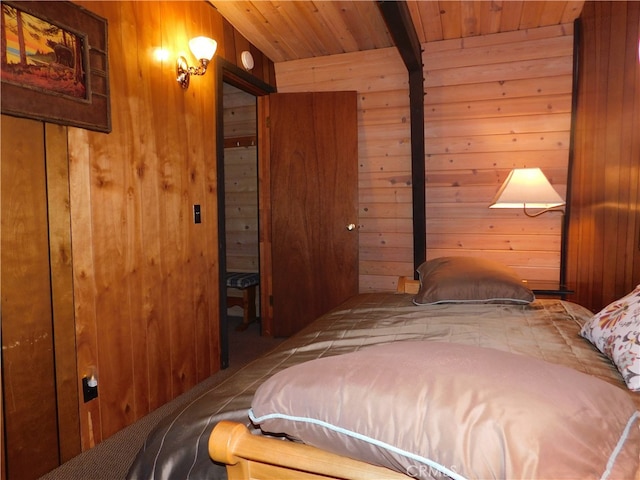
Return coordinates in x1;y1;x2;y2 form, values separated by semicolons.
67;1;274;449
423;24;574;282
568;2;640;312
276;25;574;292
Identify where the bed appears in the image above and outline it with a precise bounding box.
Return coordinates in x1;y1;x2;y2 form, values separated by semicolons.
127;257;640;480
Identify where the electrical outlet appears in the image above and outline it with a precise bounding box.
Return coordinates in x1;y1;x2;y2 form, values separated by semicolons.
82;376;98;403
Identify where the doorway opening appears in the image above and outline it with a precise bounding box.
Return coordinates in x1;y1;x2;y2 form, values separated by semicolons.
214;58;274;368
222;83;259;336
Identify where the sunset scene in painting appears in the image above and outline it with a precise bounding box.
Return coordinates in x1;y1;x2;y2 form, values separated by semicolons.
1;3;86;98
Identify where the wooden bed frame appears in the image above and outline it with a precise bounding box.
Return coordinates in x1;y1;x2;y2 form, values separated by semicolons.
208;277;420;479
209;421;410;480
396;276;420;294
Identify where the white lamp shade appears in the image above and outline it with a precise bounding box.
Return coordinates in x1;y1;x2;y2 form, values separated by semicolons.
189;36;217;61
490;168;565;209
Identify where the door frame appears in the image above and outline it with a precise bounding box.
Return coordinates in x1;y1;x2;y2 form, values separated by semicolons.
214;58;275;368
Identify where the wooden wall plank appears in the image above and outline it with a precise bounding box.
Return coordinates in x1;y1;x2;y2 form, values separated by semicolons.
424;35;573;69
45;123;81;462
426;56;572;87
132;0;164;415
427;149;569;171
68;126;101;451
196;1;220;383
425;74;573;103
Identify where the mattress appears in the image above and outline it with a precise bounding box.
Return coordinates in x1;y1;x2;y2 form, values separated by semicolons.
127;293;639;479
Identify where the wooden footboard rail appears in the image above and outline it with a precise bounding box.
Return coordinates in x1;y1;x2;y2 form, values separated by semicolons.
209;421;410;480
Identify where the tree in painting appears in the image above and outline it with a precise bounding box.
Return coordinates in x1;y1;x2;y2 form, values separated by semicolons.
1;3;86;98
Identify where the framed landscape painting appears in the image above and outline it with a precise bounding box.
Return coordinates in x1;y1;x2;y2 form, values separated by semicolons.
1;1;111;132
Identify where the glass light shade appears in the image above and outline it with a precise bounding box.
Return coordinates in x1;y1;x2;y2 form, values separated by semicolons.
489;168;565;209
189;36;217;61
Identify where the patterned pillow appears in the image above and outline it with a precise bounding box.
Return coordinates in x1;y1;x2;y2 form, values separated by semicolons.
581;285;640;391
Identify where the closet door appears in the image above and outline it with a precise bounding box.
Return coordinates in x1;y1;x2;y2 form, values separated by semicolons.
1;116;59;479
268;91;358;337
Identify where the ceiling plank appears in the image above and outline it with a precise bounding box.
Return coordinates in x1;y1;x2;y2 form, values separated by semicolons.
499;1;524;32
478;0;504;36
440;1;463;40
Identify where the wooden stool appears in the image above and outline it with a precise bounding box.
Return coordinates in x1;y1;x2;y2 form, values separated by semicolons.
226;272;259;331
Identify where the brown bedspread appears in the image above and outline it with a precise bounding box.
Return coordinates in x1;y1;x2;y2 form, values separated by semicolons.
127;294;639;480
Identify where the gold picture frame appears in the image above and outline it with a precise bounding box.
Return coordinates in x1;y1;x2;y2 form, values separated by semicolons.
1;1;111;133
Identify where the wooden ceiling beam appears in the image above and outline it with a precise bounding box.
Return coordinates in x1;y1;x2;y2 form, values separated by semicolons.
377;0;426;274
377;0;422;73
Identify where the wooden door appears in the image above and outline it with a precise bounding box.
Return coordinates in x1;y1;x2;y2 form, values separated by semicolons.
268;91;359;337
1;116;60;479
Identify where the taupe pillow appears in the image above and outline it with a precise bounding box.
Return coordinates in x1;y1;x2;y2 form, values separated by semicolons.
413;256;534;305
250;341;640;480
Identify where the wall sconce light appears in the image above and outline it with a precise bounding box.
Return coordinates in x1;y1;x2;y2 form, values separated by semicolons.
176;36;217;89
489;167;565;217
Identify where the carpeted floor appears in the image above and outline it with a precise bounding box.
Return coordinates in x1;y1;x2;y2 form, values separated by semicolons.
39;318;284;480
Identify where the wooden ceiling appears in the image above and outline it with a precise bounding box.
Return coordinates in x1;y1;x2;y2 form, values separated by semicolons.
210;1;585;63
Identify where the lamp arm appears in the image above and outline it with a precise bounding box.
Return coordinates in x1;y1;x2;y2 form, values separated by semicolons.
523;205;566;217
187;58;210;76
176;57;211;89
